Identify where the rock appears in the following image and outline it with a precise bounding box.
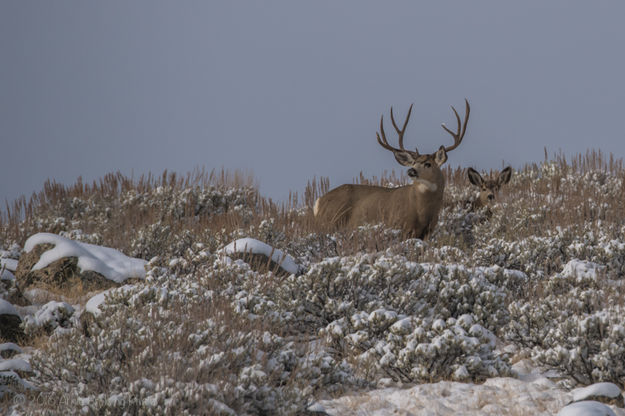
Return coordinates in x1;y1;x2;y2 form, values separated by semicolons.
15;243;119;296
0;314;23;343
570;382;624;408
0;299;23;342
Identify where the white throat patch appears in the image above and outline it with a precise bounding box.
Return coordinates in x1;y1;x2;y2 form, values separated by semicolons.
414;178;438;193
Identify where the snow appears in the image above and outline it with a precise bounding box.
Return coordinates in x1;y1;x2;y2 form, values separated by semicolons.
0;258;18;272
221;238;300;275
311;376;570;415
311;376;625;416
310;371;625;416
24;232;147;283
1;268;15;281
0;258;17;280
0;298;19;316
572;382;622;402
557;401;616;416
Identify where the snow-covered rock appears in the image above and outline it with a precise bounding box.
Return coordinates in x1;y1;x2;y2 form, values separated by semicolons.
221;237;301;276
558;401;617;416
0;343;22;359
0;358;31;374
571;382;624;407
23;233;147;283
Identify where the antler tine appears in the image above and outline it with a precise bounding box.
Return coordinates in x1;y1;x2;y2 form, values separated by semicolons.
376;115;397;151
390;104;413;151
441;98;470;153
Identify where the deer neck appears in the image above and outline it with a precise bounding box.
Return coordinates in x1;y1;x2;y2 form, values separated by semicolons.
410;177;445;211
412;174;445;195
413;178;439;194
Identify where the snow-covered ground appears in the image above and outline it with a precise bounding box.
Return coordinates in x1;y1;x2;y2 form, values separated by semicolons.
4;233;625;415
311;376;624;416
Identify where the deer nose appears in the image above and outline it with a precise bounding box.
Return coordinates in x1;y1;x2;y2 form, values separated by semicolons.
487;194;494;201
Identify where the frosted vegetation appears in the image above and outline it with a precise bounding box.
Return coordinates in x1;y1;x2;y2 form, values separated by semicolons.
1;155;625;414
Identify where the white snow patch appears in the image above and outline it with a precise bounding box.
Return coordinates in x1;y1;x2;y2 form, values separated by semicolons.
557;401;616;416
24;232;147;283
0;299;19;317
221;238;300;275
311;376;593;416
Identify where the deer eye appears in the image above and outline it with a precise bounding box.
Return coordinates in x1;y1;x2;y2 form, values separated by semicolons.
424;162;432;168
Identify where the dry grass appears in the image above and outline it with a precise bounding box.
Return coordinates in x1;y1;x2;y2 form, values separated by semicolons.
3;150;625;258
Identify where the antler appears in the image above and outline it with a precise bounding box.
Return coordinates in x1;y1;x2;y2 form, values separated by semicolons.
441;99;470;152
376;104;418;155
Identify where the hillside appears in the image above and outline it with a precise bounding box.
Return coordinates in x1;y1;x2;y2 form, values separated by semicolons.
2;152;625;415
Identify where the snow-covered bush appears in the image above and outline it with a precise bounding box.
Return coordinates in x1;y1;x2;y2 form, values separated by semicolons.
231;254;527;383
505;259;625;385
22;301;75;337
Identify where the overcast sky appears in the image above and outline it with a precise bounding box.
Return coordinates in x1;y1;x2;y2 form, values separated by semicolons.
2;1;624;204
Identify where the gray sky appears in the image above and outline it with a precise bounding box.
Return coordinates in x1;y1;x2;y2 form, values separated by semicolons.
2;1;625;204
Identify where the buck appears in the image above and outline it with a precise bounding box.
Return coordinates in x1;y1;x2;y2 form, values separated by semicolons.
466;167;512;210
314;99;470;239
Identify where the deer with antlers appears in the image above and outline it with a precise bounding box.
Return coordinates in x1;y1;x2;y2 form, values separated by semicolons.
314;99;470;239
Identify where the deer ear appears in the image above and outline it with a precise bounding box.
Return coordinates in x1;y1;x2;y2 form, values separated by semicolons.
393;151;415;166
467;168;484;186
434;146;447;166
498;166;512;185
